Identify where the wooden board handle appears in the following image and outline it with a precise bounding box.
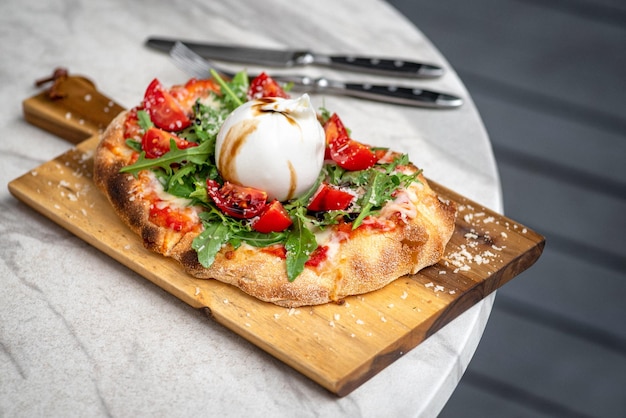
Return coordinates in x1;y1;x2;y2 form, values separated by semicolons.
23;69;125;144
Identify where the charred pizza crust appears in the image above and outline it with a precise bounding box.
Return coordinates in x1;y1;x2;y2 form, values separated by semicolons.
94;110;456;307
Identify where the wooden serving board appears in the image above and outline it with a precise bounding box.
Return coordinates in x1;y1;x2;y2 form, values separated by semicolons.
9;74;544;396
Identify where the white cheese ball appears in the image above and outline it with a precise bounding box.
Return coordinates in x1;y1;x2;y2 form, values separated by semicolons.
215;94;325;201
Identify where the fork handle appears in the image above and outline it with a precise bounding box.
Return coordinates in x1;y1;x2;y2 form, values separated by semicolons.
340;83;462;108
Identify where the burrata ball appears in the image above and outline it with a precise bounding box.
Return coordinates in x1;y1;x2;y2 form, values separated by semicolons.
215;94;325;201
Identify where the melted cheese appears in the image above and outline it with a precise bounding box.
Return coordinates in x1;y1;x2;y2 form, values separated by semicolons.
140;171;201;223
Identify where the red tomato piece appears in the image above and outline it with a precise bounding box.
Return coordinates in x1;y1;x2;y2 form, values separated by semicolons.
170;78;221;111
247;72;289;100
323;113;350;145
142;127;198;159
304;245;329;267
206;179;268;219
143;78;191;131
123;107;142;141
252;200;293;233
329;137;379;171
149;204;196;233
307;183;354;211
323;113;378;171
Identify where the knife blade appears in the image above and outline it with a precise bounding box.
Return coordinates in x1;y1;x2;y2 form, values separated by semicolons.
147;37;444;79
168;41;463;109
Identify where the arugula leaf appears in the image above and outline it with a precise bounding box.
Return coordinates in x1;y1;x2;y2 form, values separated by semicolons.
137;110;153;130
210;69;248;111
125;139;142;152
285;209;318;282
232;230;287;247
352;170;385;228
119;140;212;176
192;222;230;268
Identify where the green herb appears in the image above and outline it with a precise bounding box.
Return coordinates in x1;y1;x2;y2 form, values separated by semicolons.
209;69;248;111
285;208;318;281
120;140;212;176
137;109;153;130
318;106;331;124
125;139;142;152
192;221;230;268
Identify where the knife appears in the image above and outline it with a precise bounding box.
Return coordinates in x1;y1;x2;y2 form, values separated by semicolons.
168;41;463;109
146;37;444;79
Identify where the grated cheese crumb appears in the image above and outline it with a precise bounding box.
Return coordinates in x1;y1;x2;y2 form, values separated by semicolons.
400;291;408;300
425;282;434;288
223;299;229;304
356;319;365;325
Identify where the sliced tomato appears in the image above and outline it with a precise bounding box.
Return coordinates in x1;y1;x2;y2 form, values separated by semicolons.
329;137;378;171
170;78;221;111
323;113;378;171
304;245;329;267
323;113;350;145
252;200;293;233
307;183;354;212
123;107;142;141
143;78;191;131
247;72;289;100
142;127;198;159
149;204;196;233
206;179;268;219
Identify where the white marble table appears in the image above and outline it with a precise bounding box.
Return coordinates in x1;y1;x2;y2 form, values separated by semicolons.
0;0;502;416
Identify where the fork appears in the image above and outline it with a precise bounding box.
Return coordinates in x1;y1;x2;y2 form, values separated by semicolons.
169;41;463;109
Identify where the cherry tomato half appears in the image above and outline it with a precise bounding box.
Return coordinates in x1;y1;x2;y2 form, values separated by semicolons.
143;78;191;131
252;200;293;233
247;72;289;100
328;137;379;171
307;183;354;212
323;113;378;171
206;179;268;219
142;127;198;159
323;113;350;145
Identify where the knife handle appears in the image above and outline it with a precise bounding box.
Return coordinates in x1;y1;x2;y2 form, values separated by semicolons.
339;83;462;109
328;56;444;79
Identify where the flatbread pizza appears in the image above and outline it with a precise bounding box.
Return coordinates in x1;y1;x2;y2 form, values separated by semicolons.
94;71;456;307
